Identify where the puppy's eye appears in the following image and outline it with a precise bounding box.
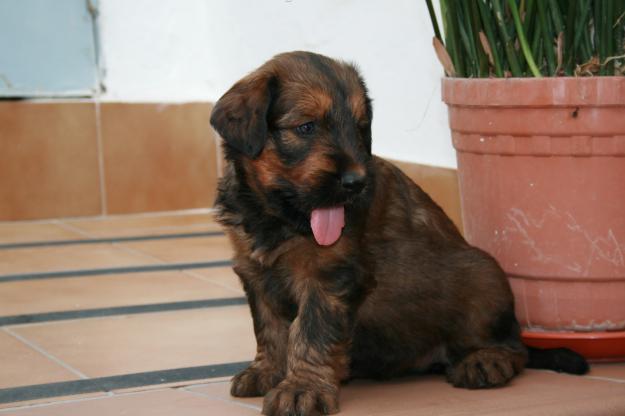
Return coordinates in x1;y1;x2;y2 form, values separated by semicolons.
295;122;315;136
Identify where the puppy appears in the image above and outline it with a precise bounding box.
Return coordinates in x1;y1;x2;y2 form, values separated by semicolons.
210;51;587;416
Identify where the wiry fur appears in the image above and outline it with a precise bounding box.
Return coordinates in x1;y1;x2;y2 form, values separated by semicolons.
210;51;588;416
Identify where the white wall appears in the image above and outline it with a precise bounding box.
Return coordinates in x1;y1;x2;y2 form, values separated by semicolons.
98;0;456;168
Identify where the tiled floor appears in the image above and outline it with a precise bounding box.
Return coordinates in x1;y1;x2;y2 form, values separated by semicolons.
1;210;624;415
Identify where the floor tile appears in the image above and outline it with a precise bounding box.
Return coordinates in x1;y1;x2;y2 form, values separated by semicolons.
336;371;625;416
187;381;262;410
62;212;221;238
10;306;255;378
0;222;84;245
118;235;233;263
0;244;158;275
0;331;78;389
187;267;243;295
0;388;259;415
0;271;242;316
194;370;625;416
5;209;623;414
588;362;625;382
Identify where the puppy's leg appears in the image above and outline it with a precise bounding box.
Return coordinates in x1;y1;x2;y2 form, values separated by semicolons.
444;251;529;389
445;309;528;389
262;282;352;416
231;271;289;397
446;345;527;389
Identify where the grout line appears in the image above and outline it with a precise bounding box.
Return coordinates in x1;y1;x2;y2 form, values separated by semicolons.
584;375;625;384
67;207;216;222
5;315;131;330
0;231;224;250
110;243;167;264
108;377;223;395
183;269;243;295
0;392;114;413
0;208;216;226
52;220;96;238
2;327;89;380
182;386;262;411
177;377;232;388
94;98;108;216
0;218;61;226
118;223;220;234
123;223;219;231
20;99;215;104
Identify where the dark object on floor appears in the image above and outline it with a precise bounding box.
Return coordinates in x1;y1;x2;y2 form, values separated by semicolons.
527;347;589;374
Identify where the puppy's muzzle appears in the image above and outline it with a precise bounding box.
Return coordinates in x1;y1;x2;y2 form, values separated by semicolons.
341;171;366;195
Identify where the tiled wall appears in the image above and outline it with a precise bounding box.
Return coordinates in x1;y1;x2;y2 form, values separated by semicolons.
0;101;460;229
0;101;218;221
390;160;463;231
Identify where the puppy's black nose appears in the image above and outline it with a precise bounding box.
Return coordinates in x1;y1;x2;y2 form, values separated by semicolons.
341;171;366;194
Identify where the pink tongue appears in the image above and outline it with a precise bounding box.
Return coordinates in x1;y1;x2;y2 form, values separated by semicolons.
310;206;345;246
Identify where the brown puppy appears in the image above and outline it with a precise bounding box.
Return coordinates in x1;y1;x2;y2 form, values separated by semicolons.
210;51;587;416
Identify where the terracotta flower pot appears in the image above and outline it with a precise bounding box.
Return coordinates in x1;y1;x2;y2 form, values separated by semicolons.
442;77;625;361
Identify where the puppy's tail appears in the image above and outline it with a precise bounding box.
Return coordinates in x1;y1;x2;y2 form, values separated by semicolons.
526;346;589;374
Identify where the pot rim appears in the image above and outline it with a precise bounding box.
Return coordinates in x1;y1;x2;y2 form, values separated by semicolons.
442;76;625;107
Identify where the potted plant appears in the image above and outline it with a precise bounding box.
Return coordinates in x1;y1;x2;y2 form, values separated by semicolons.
427;0;625;361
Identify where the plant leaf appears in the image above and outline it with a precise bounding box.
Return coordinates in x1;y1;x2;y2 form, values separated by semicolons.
555;31;564;74
433;36;457;77
479;31;495;66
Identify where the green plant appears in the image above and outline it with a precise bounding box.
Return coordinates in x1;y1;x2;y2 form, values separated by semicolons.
427;0;625;77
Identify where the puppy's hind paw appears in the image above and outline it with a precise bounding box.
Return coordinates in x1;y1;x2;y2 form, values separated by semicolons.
447;347;526;389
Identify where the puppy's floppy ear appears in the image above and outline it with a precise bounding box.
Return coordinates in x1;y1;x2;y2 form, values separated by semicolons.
210;72;276;158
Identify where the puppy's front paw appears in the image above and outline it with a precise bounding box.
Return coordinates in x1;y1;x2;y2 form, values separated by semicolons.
231;365;283;397
262;379;339;416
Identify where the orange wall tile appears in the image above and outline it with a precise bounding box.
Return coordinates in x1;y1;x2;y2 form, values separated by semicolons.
0;102;101;220
100;103;218;214
389;159;463;232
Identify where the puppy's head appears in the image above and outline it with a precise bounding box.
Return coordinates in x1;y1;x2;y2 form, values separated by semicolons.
211;51;373;246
